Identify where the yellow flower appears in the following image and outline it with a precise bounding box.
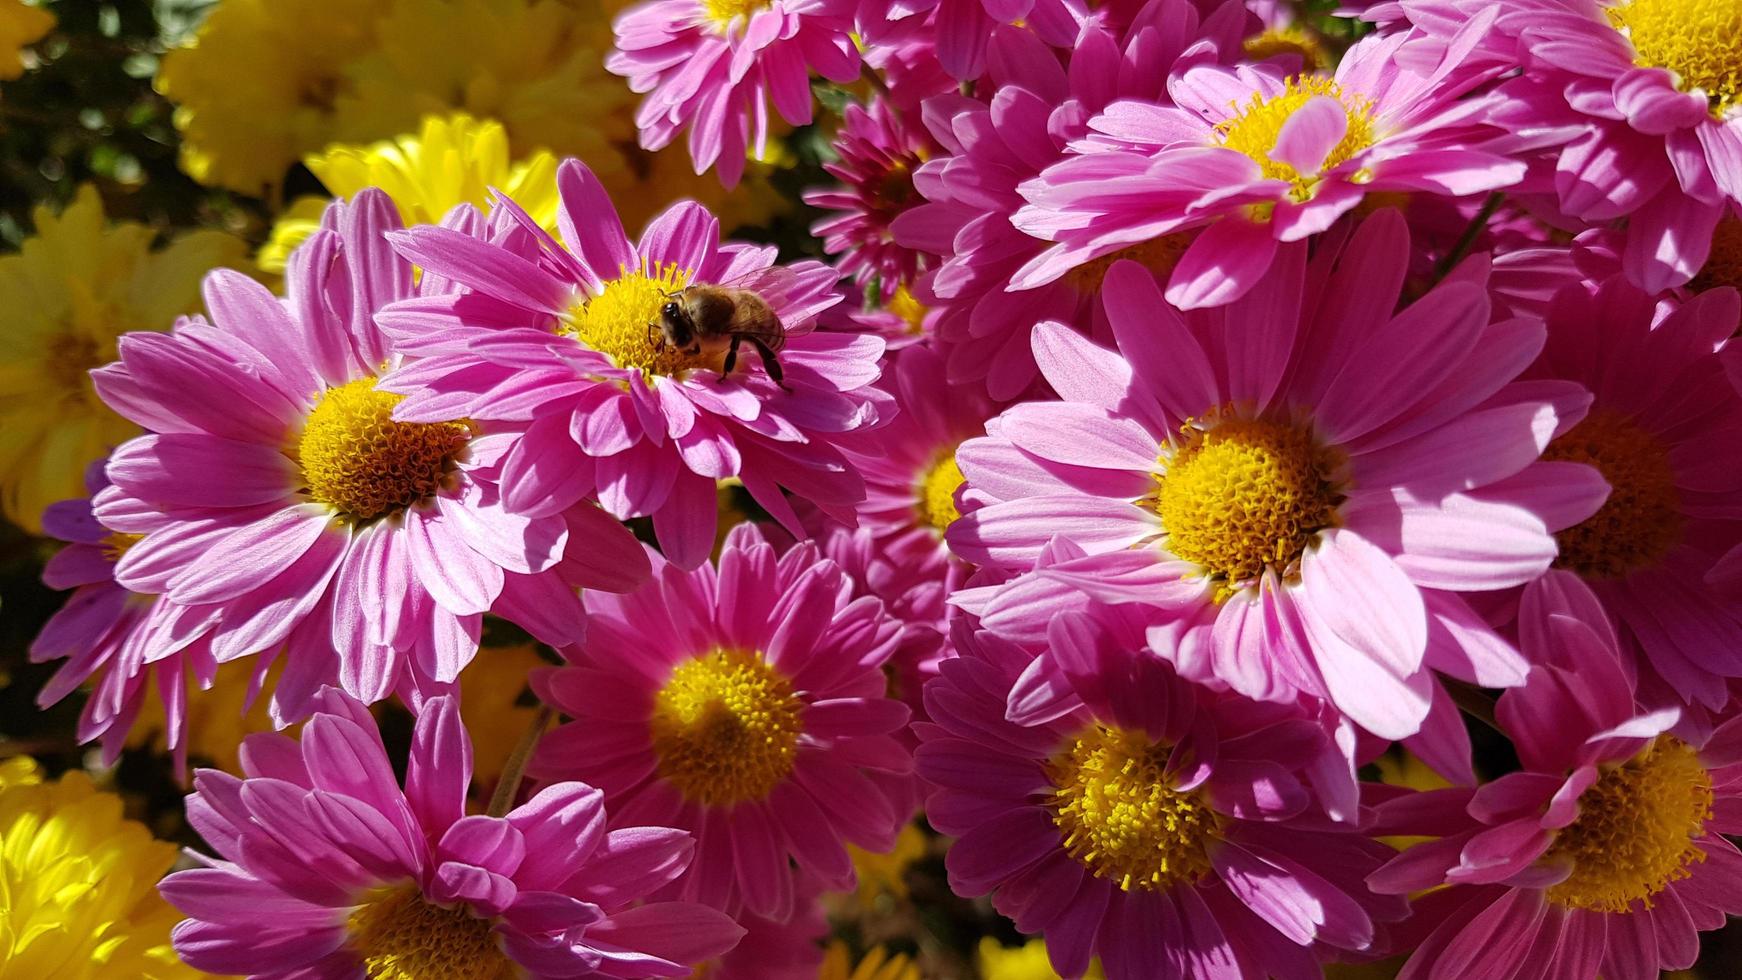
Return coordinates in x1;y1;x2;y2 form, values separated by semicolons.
848;820;927;905
818;942;921;980
258;112;561;273
155;0;385;195
977;938;1105;980
0;758;211;978
127;660;281;776
460;641;551;789
0;0;52;80
0;185;249;533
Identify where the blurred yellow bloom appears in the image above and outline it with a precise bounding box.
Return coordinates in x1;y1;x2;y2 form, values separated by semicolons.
848;820;927;905
0;758;209;978
127;660;280;776
977;938;1104;980
258;113;561;273
460;641;550;789
0;186;249;533
818;942;921;980
158;0;787;228
0;0;52;80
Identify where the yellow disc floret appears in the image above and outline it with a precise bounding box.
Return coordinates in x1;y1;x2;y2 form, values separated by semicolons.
1606;0;1742;118
297;377;471;522
917;450;966;533
1064;235;1195;295
1153;415;1343;601
703;0;771;30
1545;738;1714;913
1242;27;1331;72
565;261;709;378
1217;76;1378;201
346;885;514;980
1047;725;1220;892
650;649;805;806
1542;410;1682;579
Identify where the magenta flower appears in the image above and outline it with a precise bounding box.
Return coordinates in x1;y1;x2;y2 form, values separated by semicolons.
1369;576;1742;979
891;4;1242;397
159;689;743;978
803;97;938;294
947;211;1609;743
381;159;884;570
916;611;1407;980
1417;0;1742;291
1011;26;1527;308
88;192;642;720
608;0;859;186
1517;276;1742;710
530;523;912;922
32;461;216;773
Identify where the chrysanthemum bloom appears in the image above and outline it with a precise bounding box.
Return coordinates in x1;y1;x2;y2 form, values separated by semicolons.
259;112;561;273
381;158;882;569
845;282;940;350
912;0;1098;80
1427;0;1742;291
90;191;646;719
804;97;938;294
695;874;830;979
891;5;1242;397
606;0;858;186
32;461;228;775
916;613;1407;980
819;942;922;980
531;524;912;921
948;211;1609;741
1513;277;1742;711
978;937;1104;979
0;0;52;79
160;689;743;977
0;185;248;533
1368;578;1742;979
1010;26;1528;309
0;757;201;979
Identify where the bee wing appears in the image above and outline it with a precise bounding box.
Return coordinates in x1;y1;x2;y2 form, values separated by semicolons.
706;260;819;338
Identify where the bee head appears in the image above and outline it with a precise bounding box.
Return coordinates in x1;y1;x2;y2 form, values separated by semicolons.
659;299;695;346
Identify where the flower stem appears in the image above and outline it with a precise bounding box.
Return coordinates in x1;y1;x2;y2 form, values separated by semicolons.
1442;678;1501;733
486;704;554;818
1433;192;1505;282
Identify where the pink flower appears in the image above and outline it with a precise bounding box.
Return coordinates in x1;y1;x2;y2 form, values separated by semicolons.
89;192;646;720
32;461;217;773
803;97;939;294
1368;576;1742;979
529;523;912;922
916;611;1407;980
1517;275;1742;711
380;159;883;571
946;210;1609;743
891;3;1243;397
159;689;744;978
1416;0;1742;291
608;0;859;186
1011;25;1528;309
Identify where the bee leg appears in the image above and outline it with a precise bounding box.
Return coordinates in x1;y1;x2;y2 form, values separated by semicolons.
720;335;742;379
646;321;665;352
747;335;790;392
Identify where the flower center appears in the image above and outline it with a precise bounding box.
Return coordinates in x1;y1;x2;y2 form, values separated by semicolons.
888;284;929;335
1064;235;1194;295
1545;738;1714;913
297;378;471;522
1216;77;1377;201
100;532;144;562
47;332;101;398
1242;27;1330;71
1541;410;1682;579
702;0;770;29
1046;725;1220;892
565;261;710;379
916;450;965;533
1692;212;1742;291
650;649;804;806
1153;415;1342;601
1606;0;1742;118
345;886;514;980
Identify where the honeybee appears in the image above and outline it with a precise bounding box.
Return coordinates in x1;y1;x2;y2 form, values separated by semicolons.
650;284;790;389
